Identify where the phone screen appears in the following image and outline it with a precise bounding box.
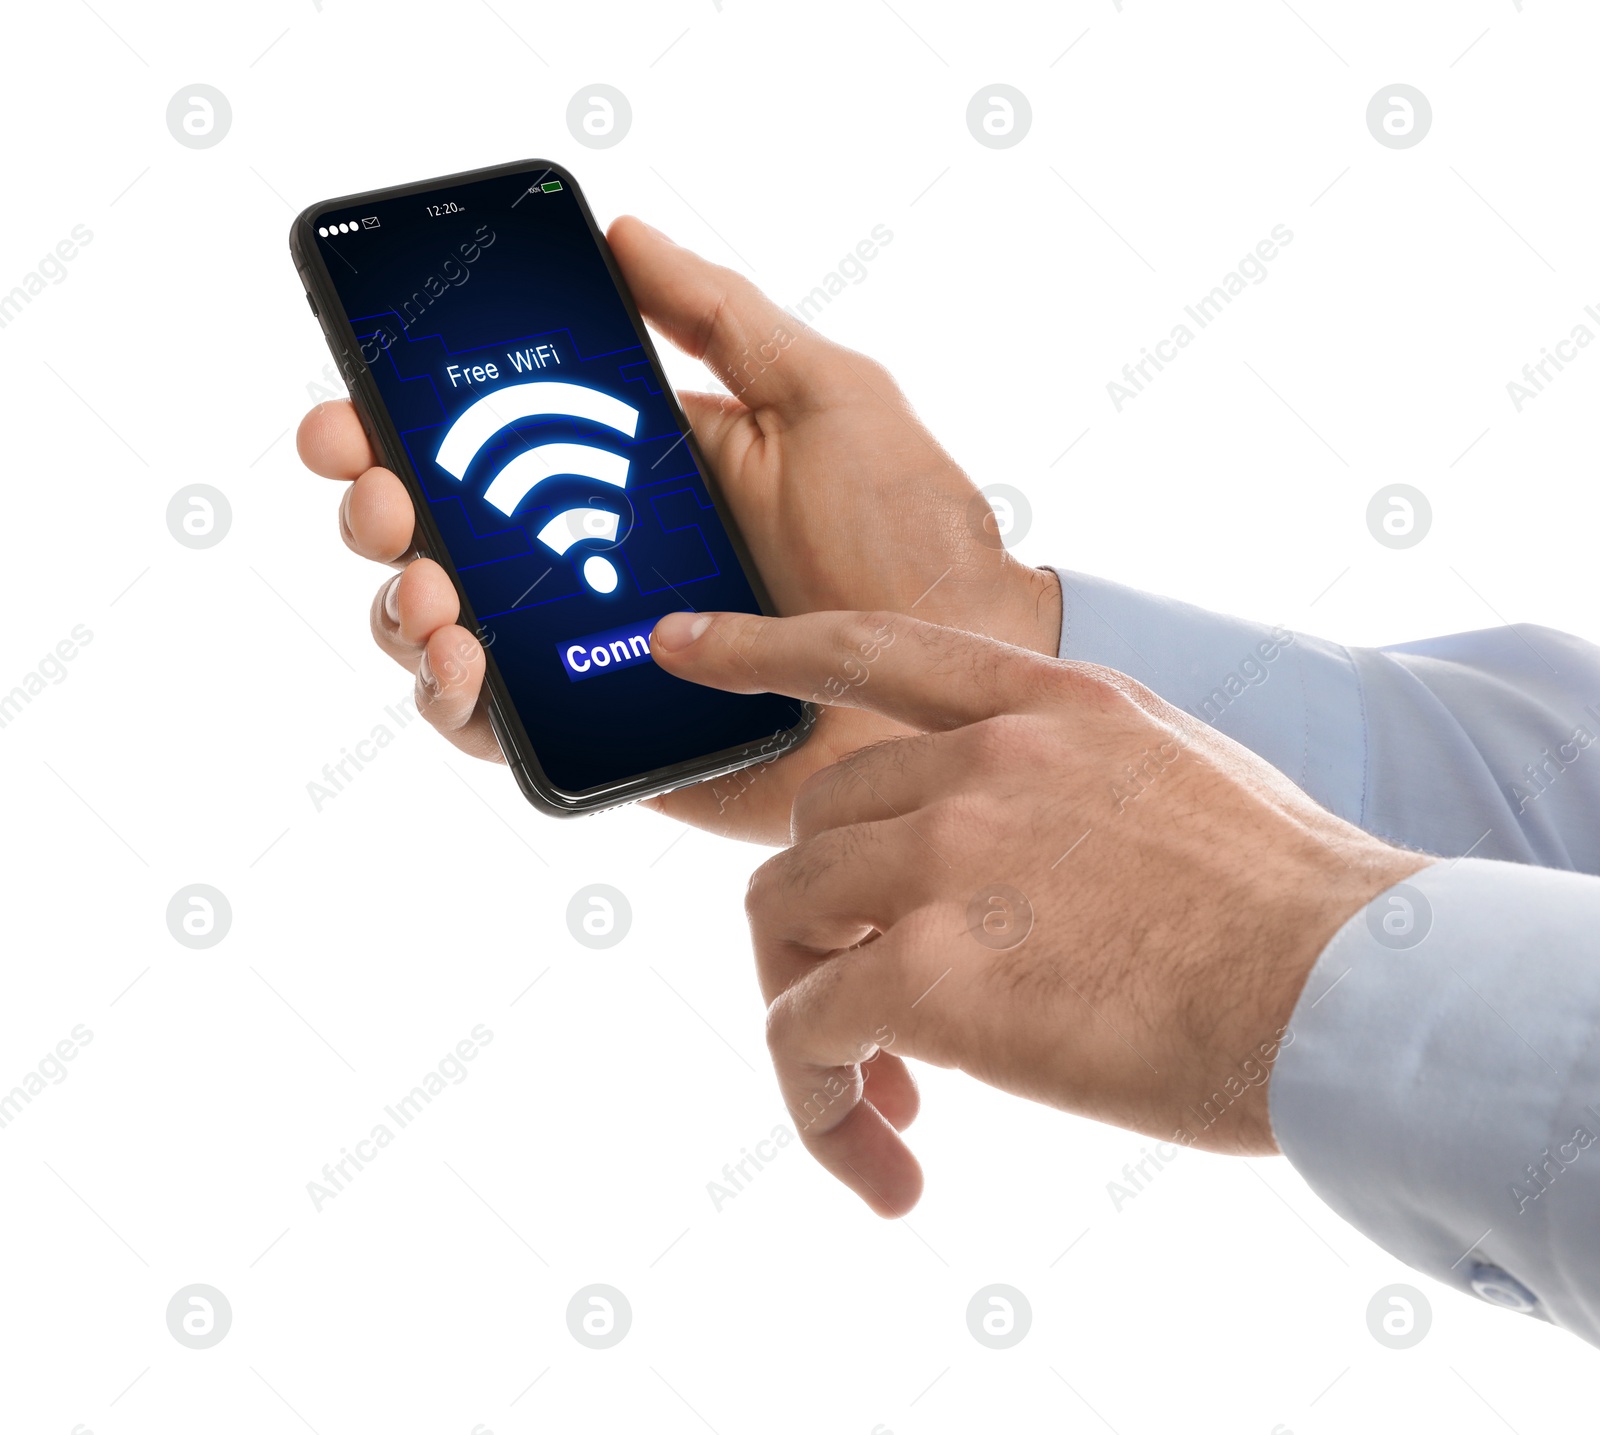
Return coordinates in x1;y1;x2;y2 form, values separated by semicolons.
307;165;804;800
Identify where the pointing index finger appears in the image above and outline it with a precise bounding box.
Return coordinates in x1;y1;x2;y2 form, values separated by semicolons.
650;609;1069;730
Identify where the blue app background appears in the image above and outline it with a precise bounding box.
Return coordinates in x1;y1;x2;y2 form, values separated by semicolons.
314;167;802;795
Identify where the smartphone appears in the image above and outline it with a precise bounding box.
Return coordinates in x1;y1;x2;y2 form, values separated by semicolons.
290;160;813;816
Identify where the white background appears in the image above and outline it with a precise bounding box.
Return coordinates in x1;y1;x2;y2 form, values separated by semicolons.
2;1;1597;1432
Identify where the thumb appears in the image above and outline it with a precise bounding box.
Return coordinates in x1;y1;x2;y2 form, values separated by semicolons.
608;215;834;408
649;609;1069;731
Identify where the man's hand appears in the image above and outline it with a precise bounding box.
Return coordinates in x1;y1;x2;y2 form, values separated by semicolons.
648;607;1430;1216
295;217;1060;844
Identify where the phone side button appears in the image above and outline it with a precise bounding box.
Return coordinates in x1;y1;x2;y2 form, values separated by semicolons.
305;291;319;317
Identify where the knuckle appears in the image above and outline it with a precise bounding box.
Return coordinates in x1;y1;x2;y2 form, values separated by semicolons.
1053;661;1186;745
825;346;895;400
743;852;785;925
1055;659;1144;710
700;612;764;679
751;832;844;918
1005;655;1078;711
917;796;981;850
857;608;906;641
958;714;1051;787
834;610;903;671
968;711;1038;759
763;986;812;1063
852;353;895;389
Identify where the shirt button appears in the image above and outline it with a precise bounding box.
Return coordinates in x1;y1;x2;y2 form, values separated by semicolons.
1469;1262;1539;1313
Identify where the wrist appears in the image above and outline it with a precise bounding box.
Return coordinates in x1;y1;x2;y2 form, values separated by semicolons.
1250;844;1434;1152
989;559;1063;658
1178;837;1431;1157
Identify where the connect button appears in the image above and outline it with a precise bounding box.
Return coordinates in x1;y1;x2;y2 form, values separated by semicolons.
558;616;662;682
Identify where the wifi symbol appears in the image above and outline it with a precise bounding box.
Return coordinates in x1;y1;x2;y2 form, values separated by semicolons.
435;380;641;595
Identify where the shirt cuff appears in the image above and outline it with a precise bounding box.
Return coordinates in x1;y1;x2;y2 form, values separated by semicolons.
1052;568;1367;826
1269;857;1600;1345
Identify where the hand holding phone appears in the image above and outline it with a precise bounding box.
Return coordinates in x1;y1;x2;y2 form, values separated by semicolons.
295;164;1060;837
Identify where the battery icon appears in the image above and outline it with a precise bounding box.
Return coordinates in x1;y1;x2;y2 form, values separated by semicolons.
541;180;563;193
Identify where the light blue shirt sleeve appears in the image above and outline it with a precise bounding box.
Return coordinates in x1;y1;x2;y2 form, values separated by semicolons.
1054;568;1600;1344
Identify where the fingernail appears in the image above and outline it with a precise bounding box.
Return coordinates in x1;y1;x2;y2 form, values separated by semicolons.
417;649;439;697
653;611;712;652
383;573;403;626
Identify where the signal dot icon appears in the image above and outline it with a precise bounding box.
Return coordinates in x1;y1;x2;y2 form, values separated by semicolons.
435;381;640;594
